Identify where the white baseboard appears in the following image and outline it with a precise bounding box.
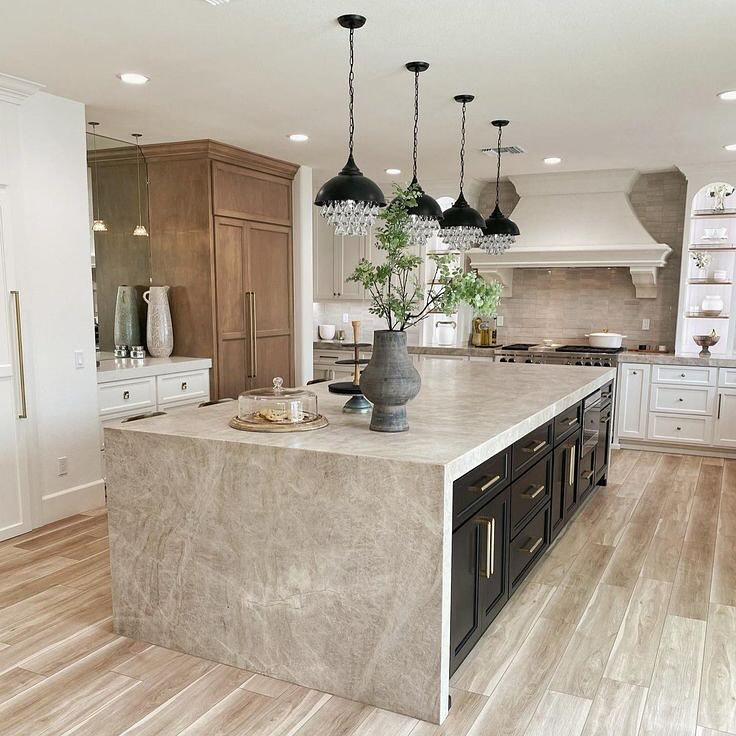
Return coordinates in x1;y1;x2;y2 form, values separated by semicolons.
39;478;105;526
617;440;736;459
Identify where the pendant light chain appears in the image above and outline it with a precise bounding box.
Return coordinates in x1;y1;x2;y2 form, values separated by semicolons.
348;27;355;157
459;101;467;193
495;123;502;207
91;123;100;220
412;69;419;179
136;140;142;225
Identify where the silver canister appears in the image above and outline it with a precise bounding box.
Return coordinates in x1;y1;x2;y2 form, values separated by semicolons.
114;345;129;358
129;345;146;359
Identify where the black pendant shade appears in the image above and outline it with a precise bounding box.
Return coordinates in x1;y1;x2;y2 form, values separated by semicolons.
442;192;486;230
484;204;519;236
314;14;385;236
407;176;444;221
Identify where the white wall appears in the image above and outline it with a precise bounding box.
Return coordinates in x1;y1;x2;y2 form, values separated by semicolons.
292;166;313;385
1;82;104;527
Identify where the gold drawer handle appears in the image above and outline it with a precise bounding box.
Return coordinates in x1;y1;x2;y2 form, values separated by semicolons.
566;417;577;426
181;381;188;391
521;484;545;500
473;474;501;493
523;439;547;454
582;470;595;480
520;537;543;555
10;291;27;419
123;391;130;400
478;517;495;578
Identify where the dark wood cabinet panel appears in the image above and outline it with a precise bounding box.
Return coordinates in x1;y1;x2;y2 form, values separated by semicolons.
509;504;549;592
578;447;597;502
453;449;510;529
551;432;581;541
554;401;581;443
450;487;509;675
595;404;612;484
213;162;291;225
512;421;553;478
510;453;552;536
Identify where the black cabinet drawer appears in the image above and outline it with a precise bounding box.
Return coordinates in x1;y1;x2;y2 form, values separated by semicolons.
511;421;553;478
510;452;552;535
554;401;581;443
600;380;614;406
453;449;510;528
578;447;596;502
509;504;550;592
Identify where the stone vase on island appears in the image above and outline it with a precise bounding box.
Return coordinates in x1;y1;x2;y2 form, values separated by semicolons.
360;330;421;432
143;286;174;358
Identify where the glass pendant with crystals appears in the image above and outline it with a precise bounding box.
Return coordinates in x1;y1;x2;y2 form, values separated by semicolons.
131;133;149;237
92;219;107;232
439;95;485;251
88;122;108;233
314;15;385;236
479;120;519;254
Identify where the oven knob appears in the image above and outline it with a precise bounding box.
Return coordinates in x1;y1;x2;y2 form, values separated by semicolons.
594;361;602;367
585;360;594;366
509;358;515;363
525;358;533;363
499;357;506;362
575;360;583;366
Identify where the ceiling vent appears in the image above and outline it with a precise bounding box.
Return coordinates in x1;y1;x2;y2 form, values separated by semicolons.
482;145;525;156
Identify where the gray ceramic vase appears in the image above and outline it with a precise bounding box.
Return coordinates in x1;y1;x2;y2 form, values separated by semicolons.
113;285;140;348
360;330;421;432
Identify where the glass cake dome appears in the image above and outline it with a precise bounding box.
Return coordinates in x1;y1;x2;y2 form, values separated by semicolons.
237;377;319;424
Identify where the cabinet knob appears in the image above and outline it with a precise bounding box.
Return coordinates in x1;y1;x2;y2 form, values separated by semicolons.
678;397;683;402
681;373;686;377
123;391;130;400
632;371;637;375
181;381;188;391
676;426;681;431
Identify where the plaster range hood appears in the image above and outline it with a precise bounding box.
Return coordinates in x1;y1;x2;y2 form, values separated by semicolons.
469;169;672;298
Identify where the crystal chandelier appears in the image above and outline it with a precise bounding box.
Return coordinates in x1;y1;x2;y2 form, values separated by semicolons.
479;119;519;254
88;122;107;232
404;61;443;247
439;95;485;251
314;15;385;236
131;133;149;237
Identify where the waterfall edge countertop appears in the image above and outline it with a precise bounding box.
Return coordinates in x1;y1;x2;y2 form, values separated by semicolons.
104;360;613;725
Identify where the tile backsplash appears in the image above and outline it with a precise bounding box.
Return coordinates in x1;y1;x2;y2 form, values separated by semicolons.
313;302;421;344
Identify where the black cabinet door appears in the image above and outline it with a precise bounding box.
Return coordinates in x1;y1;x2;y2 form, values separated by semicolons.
551;433;580;540
450;488;509;674
595;405;612;481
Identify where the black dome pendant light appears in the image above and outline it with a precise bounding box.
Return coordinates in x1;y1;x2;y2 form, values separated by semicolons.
439;95;485;251
403;61;443;247
480;119;519;254
314;14;385;236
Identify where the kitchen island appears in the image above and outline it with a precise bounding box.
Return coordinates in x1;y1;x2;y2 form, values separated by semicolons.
105;359;614;724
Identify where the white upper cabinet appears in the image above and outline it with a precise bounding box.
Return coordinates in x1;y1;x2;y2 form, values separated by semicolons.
313;214;369;301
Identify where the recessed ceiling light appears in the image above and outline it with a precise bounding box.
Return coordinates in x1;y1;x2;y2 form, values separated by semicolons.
543;157;562;165
288;133;309;142
725;144;736;151
117;72;149;85
203;0;231;4
718;90;736;101
385;168;401;175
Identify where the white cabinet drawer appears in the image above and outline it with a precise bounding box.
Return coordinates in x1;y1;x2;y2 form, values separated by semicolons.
651;365;716;386
99;377;156;417
719;368;736;388
156;370;209;407
649;384;714;415
647;413;712;445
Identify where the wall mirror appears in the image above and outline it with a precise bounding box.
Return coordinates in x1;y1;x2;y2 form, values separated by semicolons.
87;130;151;358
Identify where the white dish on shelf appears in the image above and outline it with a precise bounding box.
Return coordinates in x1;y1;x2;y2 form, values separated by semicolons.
701;227;729;240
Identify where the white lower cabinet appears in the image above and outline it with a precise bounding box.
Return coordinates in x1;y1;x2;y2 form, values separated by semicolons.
714;389;736;447
648;413;712;445
616;364;650;439
649;384;715;415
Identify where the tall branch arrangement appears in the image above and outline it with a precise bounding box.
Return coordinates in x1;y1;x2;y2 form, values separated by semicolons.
348;185;502;331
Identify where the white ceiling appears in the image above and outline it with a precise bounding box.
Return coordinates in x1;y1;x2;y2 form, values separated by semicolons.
2;0;736;189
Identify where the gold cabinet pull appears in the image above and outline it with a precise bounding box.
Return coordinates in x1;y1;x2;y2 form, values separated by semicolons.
521;484;545;500
246;291;257;379
473;474;501;493
569;446;576;487
478;517;495;578
520;536;543;555
567;417;577;426
10;291;27;419
523;439;547;454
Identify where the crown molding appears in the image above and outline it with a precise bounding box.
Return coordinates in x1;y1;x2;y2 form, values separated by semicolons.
0;73;44;105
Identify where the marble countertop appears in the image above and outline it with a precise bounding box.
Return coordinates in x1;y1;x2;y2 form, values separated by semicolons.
97;356;212;383
619;351;736;368
108;359;613;480
314;340;500;358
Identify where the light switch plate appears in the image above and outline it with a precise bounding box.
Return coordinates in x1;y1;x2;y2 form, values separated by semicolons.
496;315;504;327
642;319;650;330
74;350;84;368
57;457;68;476
342;313;349;324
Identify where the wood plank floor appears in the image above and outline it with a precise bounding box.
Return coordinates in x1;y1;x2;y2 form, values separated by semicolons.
0;450;733;735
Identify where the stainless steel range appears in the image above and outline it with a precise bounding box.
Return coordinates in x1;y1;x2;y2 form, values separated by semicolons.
494;343;623;367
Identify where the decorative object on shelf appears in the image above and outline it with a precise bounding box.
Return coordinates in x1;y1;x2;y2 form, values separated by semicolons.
471;316;496;347
88;122;107;232
113;285;141;349
349;186;502;431
328;320;372;414
129;345;146;359
707;182;735;211
713;269;728;281
314;14;385;236
336;329;346;341
701;227;728;240
131;133;149;237
438;95;486;251
435;319;457;345
693;331;720;356
479;120;520;254
691;250;712;279
230;377;328;432
401;61;443;247
701;293;725;317
143;286;174;358
113;345;129;358
318;324;336;340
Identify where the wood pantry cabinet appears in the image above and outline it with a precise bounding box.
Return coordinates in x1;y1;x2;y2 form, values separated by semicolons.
450;383;612;675
143;140;298;398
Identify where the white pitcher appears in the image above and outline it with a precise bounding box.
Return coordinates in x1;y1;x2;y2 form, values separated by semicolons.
143;286;174;358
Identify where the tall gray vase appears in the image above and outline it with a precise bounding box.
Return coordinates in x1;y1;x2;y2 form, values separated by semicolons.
113;285;140;348
360;330;421;432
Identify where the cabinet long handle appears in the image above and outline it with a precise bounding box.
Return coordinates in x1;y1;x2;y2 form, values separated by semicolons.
521;484;545;500
520;536;543;555
473;474;501;493
478;517;495;578
569;446;576;486
523;439;547;454
10;291;27;419
246;291;257;378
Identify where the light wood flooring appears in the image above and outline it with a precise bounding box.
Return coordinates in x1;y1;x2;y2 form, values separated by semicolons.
0;450;734;735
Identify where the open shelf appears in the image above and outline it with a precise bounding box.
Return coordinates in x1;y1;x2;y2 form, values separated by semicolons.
688;245;736;251
687;279;733;285
684;313;730;319
692;209;736;218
